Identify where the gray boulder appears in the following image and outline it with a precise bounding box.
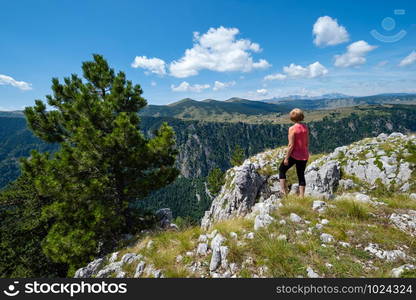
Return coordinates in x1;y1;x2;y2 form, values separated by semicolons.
209;247;222;271
196;243;209;256
391;264;416;278
96;261;123;278
155;208;173;229
305;159;340;198
134;261;146;278
254;213;275;230
201;148;286;229
201;163;266;229
74;258;105;278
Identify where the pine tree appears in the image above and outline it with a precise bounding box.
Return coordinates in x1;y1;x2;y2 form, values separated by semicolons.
207;168;225;195
230;145;245;166
22;54;179;274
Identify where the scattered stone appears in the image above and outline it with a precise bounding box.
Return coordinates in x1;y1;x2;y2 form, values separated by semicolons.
325;263;333;269
254;213;274;230
321;219;329;225
316;223;324;230
186;251;194;257
229;263;238;274
290;213;302;223
230;232;238;239
209;247;221;271
339;241;351;248
258;265;269;277
198;234;208;243
306;267;320;278
121;253;141;265
295;230;304;235
96;262;123;278
243;257;254;267
279;219;286;225
169;223;179;231
246;232;255;239
196;243;209;256
364;243;407;262
277;234;287;241
391;264;416;278
134;261;146;278
222;271;232;278
116;271;126;278
153;269;163;278
312;200;327;212
175;255;183;263
410;194;416;201
320;233;334;243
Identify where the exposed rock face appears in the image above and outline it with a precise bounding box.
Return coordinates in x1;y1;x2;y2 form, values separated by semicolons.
74;258;105;278
201;148;285;229
333;133;415;188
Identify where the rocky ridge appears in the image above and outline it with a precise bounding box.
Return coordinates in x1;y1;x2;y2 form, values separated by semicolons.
75;133;416;278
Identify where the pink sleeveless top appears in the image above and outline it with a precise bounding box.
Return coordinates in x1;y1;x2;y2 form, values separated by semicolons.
291;123;309;160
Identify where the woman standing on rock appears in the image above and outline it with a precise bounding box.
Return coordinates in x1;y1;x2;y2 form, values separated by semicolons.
279;108;309;197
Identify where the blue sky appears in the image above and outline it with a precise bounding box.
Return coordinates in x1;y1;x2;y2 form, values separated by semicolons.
1;0;416;109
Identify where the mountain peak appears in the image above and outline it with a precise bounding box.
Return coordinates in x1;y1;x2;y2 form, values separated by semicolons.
167;98;196;106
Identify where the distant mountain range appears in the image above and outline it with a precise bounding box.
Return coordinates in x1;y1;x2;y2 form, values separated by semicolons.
2;93;416;123
138;93;416;121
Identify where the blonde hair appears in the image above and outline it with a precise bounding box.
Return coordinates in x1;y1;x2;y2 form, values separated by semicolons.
289;108;304;122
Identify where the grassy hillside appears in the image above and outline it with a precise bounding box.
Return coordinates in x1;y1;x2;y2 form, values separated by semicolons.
79;193;416;278
139;98;292;122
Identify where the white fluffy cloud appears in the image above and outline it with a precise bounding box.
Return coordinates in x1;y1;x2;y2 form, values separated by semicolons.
313;16;349;47
264;73;287;80
131;56;167;75
264;61;328;80
171;81;210;92
169;26;270;78
213;80;236;91
399;51;416;67
0;74;32;90
256;88;268;96
334;40;377;67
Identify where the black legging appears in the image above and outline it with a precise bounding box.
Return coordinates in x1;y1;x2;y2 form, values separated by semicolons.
279;156;308;186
